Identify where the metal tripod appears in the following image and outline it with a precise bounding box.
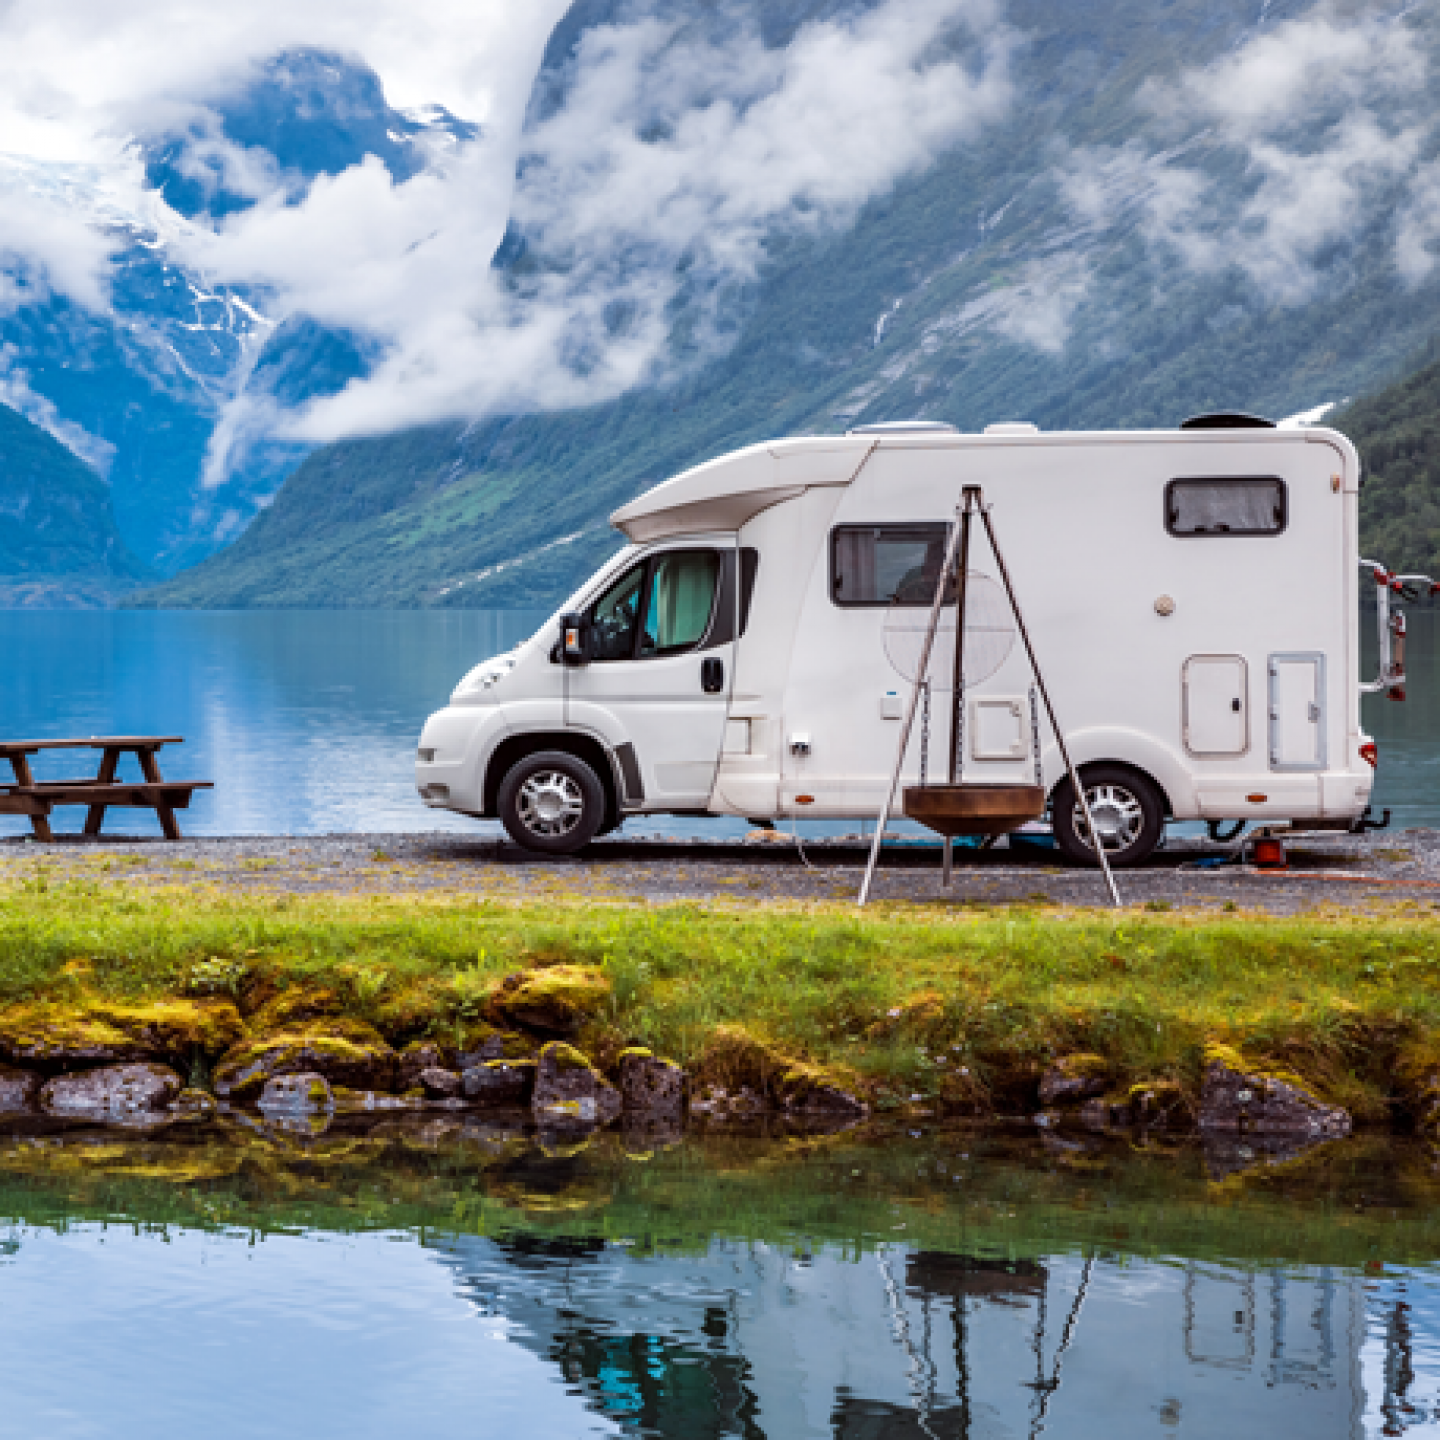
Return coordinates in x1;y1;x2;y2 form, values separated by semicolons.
857;486;1122;908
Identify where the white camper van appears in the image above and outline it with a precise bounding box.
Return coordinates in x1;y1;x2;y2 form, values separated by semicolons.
416;417;1390;864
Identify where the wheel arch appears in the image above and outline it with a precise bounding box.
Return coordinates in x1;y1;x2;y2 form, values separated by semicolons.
484;731;622;831
1043;729;1190;819
1046;757;1176;820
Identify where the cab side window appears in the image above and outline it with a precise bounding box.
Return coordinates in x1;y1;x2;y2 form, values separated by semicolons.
586;550;721;661
588;563;646;660
639;551;720;656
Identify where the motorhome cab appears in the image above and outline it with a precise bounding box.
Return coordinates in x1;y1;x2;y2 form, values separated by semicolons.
416;417;1381;863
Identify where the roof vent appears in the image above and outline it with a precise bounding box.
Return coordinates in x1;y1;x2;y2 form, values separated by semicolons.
847;420;959;436
983;421;1039;436
1179;412;1275;430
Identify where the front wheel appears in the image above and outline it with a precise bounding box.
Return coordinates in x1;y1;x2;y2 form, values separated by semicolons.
498;750;606;855
1050;765;1164;868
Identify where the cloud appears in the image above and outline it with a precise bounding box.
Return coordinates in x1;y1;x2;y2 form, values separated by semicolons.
0;0;1017;461
0;344;116;472
0;158;125;312
238;0;1018;439
1059;7;1437;306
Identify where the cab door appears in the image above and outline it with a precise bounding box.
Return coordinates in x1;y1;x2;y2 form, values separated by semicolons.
565;546;734;807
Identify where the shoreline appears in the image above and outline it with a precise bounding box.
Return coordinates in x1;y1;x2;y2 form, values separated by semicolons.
0;849;1438;1152
3;824;1440;914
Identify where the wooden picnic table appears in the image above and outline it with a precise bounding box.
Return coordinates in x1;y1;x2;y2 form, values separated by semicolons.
0;736;212;841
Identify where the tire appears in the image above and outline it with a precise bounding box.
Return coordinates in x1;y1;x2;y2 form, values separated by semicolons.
498;750;606;855
1050;765;1164;868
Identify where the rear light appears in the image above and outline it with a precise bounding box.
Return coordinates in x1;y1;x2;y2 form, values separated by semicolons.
1360;741;1378;768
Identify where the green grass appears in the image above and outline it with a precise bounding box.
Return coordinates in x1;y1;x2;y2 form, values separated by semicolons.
4;876;1440;1117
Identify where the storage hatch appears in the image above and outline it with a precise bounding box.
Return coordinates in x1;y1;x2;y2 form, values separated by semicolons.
1183;655;1248;757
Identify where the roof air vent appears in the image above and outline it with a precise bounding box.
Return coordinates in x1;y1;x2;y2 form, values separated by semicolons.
1179;412;1275;430
983;422;1040;436
847;420;959;436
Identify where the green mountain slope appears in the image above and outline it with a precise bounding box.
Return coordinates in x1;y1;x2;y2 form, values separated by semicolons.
131;0;1440;611
0;403;155;607
1337;345;1440;579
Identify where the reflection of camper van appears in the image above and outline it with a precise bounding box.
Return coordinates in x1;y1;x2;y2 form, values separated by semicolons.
416;418;1380;861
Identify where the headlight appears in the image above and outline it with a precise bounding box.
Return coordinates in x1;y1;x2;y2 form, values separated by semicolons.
455;648;519;698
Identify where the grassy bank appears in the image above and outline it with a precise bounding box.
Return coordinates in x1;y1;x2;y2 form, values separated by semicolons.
3;874;1440;1121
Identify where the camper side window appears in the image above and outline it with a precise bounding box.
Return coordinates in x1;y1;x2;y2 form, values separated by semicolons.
1166;478;1287;536
831;524;950;606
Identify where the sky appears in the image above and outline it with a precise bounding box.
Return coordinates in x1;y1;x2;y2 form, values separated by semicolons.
0;0;1436;472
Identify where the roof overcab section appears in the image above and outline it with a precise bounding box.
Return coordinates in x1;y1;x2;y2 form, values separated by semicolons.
609;437;872;543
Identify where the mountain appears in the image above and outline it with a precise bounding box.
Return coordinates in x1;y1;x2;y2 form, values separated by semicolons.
1336;343;1440;580
0;402;154;607
0;49;473;576
131;0;1440;609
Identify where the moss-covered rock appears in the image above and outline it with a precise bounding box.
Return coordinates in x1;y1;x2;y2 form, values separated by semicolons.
248;987;343;1033
1038;1054;1110;1108
0;1005;156;1068
1199;1042;1351;1139
258;1072;335;1113
396;1041;450;1091
86;999;245;1060
40;1062;183;1119
462;1060;536;1107
457;1028;535;1067
533;1041;621;1126
776;1062;868;1117
1128;1079;1189;1127
213;1020;396;1103
0;1064;39;1114
618;1050;685;1119
492;966;611;1034
419;1067;462;1099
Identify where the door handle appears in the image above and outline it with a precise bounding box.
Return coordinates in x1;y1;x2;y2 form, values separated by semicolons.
701;657;724;693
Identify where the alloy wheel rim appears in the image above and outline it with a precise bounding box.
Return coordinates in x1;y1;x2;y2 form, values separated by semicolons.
1072;783;1144;851
517;770;585;836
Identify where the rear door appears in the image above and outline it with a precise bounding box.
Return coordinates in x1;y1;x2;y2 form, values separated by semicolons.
1268;652;1327;771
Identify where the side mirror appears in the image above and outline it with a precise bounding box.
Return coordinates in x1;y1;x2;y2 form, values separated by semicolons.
559;612;590;666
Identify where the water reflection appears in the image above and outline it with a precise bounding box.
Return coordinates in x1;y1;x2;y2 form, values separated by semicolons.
0;1123;1437;1437
434;1239;1380;1438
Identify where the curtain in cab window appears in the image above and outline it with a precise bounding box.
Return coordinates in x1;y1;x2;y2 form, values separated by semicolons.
641;551;719;654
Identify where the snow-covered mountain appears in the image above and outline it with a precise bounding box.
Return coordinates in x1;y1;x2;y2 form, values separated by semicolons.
0;47;476;580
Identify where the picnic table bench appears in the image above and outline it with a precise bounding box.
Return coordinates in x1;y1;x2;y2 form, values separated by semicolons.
0;737;212;841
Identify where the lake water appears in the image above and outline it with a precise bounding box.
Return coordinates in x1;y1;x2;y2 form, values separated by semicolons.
0;606;1435;839
1;1123;1438;1438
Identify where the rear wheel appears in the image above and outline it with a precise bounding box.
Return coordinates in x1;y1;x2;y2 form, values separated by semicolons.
1050;765;1164;868
498;750;606;855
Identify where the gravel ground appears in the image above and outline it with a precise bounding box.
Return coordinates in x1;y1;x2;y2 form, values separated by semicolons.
3;824;1440;913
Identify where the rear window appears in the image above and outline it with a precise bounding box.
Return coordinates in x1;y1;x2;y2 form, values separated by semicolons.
1166;478;1287;536
831;524;950;606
